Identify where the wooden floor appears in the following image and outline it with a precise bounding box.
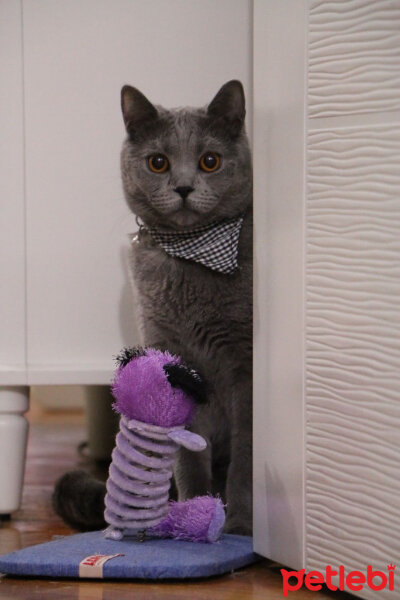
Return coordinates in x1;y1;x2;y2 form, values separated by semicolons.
0;405;352;599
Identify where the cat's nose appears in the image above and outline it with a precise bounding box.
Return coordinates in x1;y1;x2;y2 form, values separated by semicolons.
174;186;194;200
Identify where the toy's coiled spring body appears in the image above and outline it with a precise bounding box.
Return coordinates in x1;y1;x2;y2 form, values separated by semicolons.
104;416;182;540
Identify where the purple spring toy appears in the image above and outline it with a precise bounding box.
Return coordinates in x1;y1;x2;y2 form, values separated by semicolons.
104;347;225;543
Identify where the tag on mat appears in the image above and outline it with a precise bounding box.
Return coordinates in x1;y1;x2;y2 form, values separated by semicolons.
79;554;124;578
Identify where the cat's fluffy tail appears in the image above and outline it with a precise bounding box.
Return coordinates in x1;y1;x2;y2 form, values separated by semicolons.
52;470;106;531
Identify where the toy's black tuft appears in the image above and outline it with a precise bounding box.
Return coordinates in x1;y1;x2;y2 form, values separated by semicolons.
163;363;208;405
114;346;146;368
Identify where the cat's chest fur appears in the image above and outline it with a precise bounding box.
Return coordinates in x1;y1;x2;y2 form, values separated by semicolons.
129;210;252;387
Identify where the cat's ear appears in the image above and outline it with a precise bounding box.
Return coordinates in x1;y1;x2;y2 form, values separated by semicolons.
121;85;158;135
207;80;246;137
163;363;208;405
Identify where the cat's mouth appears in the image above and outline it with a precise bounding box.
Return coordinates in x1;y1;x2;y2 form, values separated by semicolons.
168;206;204;227
150;195;217;229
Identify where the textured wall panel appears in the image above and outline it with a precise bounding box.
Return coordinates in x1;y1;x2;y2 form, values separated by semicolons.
306;124;400;598
309;0;400;117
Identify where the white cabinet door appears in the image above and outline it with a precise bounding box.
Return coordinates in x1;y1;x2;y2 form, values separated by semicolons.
253;1;400;598
18;0;252;384
0;0;26;385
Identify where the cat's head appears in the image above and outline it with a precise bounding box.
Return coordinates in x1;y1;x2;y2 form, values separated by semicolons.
120;80;252;230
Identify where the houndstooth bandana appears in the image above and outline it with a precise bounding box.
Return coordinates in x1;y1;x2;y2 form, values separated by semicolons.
135;215;244;274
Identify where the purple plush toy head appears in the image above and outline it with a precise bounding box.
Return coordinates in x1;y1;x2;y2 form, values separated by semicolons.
111;347;207;428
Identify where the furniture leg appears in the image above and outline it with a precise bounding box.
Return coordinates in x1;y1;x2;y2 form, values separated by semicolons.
0;386;29;516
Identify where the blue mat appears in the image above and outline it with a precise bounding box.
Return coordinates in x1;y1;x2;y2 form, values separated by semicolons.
0;531;258;579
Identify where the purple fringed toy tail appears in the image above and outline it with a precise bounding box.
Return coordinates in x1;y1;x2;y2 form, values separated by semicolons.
150;496;226;543
104;347;225;542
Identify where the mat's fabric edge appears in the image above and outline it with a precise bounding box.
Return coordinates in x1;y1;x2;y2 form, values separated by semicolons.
0;532;259;580
0;553;259;580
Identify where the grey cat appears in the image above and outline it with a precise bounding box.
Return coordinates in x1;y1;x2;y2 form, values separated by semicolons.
53;80;253;535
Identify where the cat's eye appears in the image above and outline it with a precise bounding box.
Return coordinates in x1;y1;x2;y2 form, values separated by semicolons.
148;154;169;173
199;152;221;173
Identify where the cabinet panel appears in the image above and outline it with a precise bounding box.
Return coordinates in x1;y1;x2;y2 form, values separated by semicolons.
0;0;26;384
22;0;252;382
253;0;306;570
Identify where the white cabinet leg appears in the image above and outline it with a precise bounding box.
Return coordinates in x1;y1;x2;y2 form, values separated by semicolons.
0;386;29;516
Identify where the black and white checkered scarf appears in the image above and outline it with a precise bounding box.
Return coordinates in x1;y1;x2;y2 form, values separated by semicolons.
137;215;244;274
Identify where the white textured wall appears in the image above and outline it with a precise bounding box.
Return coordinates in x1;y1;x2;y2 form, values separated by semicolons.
306;1;400;597
254;1;400;594
308;0;400;118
